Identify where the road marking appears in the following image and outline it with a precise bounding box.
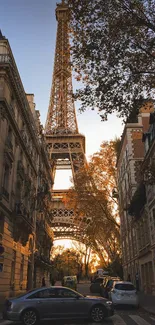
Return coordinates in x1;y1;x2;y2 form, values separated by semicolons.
129;315;151;325
111;314;127;324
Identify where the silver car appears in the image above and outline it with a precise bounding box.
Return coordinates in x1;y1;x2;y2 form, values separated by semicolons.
3;286;114;324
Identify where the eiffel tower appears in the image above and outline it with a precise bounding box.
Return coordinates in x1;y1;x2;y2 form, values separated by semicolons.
45;0;87;243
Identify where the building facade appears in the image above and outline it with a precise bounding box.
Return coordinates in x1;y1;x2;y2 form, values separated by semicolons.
117;103;155;294
0;32;54;302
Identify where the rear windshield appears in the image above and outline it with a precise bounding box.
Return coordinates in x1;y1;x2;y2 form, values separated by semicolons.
115;283;135;291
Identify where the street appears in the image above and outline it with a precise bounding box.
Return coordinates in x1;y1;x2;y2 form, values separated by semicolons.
0;283;155;325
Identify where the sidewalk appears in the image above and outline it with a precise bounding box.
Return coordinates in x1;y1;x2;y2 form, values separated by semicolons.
138;291;155;315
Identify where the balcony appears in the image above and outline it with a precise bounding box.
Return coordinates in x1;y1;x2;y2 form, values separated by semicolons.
13;202;33;246
15;202;33;225
128;182;146;219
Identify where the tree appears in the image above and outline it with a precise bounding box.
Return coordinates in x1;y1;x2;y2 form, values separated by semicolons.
64;140;121;262
68;0;155;120
51;248;83;278
103;255;123;279
71;241;92;277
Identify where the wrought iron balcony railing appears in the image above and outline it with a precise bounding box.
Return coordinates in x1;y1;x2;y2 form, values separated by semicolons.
15;202;33;226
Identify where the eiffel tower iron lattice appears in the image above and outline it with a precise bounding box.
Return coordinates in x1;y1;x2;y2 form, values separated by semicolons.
45;0;90;245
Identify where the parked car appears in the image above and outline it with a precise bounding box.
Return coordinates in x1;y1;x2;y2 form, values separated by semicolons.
100;277;121;298
109;281;139;307
3;286;114;325
62;276;77;290
90;276;106;293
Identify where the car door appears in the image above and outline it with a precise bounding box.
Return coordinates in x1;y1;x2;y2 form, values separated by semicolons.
55;288;88;318
28;288;59;319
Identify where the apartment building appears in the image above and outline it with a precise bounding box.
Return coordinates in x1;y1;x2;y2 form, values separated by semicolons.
117;103;155;294
0;32;54;301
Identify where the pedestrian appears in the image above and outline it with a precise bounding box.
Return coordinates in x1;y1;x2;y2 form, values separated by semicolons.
135;272;139;291
41;277;46;287
127;274;131;282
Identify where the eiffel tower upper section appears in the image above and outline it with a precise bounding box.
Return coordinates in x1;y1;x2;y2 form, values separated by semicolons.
45;0;86;174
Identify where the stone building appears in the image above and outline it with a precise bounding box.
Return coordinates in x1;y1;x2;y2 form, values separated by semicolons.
0;32;54;301
137;111;155;294
117;103;155;294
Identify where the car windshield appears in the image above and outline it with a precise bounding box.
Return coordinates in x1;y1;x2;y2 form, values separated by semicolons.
115;283;135;291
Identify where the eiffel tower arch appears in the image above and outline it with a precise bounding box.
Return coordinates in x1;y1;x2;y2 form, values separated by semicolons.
45;1;103;257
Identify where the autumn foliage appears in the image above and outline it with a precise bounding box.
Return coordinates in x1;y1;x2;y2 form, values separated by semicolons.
68;0;155;120
64;140;121;263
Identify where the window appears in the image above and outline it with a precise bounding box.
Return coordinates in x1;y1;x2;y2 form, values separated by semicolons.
3;164;10;192
28;288;56;299
55;288;78;298
106;280;114;287
8;126;12;140
115;283;135;291
10;250;16;287
20;254;24;283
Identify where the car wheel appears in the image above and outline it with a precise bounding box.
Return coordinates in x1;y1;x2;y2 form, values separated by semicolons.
21;309;39;325
90;305;105;323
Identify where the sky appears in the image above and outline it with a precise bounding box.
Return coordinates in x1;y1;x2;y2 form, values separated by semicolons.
0;0;124;189
0;0;124;249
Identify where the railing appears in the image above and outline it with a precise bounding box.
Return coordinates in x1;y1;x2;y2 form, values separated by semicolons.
15;202;33;225
0;54;10;64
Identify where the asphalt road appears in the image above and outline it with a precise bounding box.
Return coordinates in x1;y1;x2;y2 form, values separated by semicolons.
0;282;154;325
